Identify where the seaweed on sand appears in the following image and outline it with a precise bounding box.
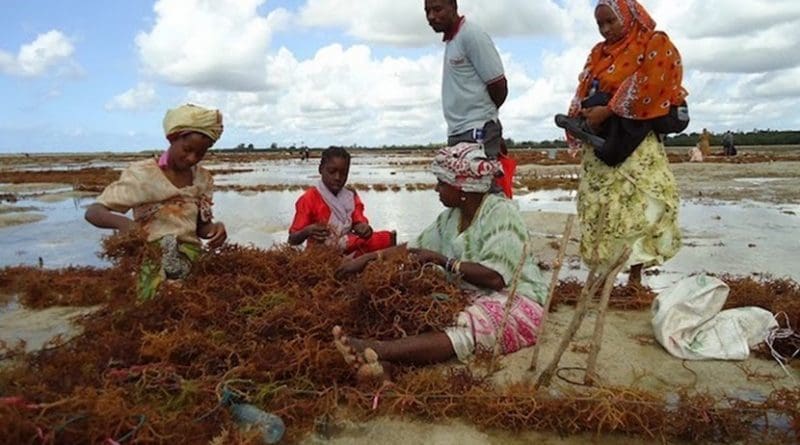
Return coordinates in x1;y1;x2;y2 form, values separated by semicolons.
0;236;797;443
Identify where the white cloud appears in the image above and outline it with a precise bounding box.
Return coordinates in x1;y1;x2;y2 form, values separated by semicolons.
124;0;800;148
674;22;800;74
298;0;568;46
747;67;800;99
106;83;158;111
645;0;800;73
135;0;290;91
654;0;800;39
183;43;445;147
0;30;75;77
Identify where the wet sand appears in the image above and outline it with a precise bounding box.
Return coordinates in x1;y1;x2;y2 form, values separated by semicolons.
517;160;800;203
0;204;45;228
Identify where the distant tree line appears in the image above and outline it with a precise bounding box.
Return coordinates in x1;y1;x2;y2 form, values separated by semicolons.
217;129;800;152
507;130;800;149
663;129;800;147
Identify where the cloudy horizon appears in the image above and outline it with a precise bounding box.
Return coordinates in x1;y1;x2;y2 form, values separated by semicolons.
2;0;799;153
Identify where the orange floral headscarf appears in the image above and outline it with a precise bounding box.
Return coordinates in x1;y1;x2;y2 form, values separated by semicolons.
568;0;687;125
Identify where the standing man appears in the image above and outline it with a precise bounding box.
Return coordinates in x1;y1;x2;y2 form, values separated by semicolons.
425;0;508;159
722;130;737;156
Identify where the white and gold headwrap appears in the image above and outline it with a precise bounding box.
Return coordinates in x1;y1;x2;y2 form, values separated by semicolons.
163;104;224;143
431;143;499;193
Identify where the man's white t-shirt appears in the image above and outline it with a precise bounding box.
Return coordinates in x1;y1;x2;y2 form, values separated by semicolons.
442;18;505;136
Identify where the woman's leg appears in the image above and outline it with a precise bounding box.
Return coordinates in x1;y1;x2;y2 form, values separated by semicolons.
333;326;455;366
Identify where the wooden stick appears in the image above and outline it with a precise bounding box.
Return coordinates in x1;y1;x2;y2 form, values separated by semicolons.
535;204;608;388
584;247;631;385
528;214;575;372
488;241;530;375
534;268;603;388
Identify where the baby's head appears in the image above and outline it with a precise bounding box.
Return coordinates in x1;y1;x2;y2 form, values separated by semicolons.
319;147;351;195
163;104;224;170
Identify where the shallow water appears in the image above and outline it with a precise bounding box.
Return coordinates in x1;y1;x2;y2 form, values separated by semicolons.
212;157;433;187
1;159;798;288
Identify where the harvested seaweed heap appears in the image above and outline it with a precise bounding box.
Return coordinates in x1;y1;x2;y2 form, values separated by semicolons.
0;234;798;444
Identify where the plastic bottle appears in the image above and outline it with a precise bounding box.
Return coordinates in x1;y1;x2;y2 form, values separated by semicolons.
230;402;285;444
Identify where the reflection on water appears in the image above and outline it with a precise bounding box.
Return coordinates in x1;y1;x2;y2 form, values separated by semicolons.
1;195;107;268
212;156;432;187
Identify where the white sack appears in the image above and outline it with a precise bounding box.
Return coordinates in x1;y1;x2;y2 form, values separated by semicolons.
651;275;777;360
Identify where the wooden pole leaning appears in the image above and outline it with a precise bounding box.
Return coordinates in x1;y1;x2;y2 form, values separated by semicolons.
534;267;603;388
528;214;575;372
534;205;607;389
584;246;631;385
534;247;630;388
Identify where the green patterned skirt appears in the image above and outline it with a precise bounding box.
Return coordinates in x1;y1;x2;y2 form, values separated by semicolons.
577;133;682;269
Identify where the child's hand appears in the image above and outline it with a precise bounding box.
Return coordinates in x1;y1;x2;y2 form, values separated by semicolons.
335;256;368;279
306;224;330;242
204;222;227;249
351;223;373;239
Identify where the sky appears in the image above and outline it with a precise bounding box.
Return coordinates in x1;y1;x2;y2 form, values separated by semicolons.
1;0;800;153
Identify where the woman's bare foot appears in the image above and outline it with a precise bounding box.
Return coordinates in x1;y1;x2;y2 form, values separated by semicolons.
332;325;358;367
332;326;391;382
356;348;388;380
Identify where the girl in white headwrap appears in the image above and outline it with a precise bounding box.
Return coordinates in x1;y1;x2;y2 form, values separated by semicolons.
85;104;227;300
333;143;548;380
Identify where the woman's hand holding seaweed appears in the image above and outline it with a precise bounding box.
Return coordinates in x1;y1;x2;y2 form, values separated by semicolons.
408;248;447;267
581;106;613;132
203;222;227;249
351;222;373;239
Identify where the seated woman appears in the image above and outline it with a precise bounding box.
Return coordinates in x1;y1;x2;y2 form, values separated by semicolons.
333;143;548;380
288;147;395;257
85;104;227;300
688;143;704;162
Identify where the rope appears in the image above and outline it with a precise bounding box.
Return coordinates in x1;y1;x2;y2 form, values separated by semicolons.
765;312;799;382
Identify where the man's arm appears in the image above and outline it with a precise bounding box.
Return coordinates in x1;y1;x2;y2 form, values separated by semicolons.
463;27;506;109
487;77;508;109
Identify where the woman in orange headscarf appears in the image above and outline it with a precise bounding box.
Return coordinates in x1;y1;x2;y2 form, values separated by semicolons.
566;0;685;286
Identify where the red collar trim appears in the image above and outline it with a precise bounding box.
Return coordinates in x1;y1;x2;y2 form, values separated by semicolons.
443;16;465;42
